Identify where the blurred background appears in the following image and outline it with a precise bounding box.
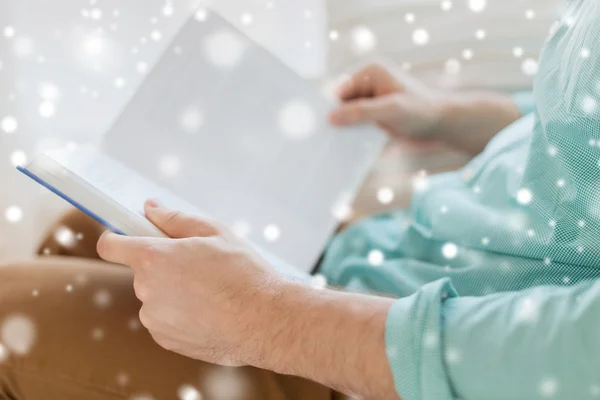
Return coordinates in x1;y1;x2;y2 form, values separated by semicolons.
0;0;561;262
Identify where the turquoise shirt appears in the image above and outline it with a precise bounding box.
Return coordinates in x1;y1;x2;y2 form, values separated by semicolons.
320;1;600;398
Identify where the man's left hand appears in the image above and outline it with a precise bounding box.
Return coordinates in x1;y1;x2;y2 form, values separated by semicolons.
97;199;287;367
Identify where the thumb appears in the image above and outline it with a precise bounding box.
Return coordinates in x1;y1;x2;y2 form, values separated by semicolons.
144;199;220;238
329;96;396;126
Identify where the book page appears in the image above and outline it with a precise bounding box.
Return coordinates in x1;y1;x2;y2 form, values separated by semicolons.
46;146;311;283
101;9;387;271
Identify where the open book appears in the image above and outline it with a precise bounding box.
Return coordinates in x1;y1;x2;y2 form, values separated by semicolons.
18;9;386;277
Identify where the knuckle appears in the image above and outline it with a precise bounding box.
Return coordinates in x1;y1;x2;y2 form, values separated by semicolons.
164;210;182;225
132;279;148;302
139;245;161;266
138;306;152;328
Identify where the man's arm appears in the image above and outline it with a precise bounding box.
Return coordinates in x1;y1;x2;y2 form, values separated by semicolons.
97;201;401;400
254;284;400;399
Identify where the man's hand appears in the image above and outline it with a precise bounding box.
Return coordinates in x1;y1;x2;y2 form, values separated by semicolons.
329;62;448;141
329;62;522;155
97;200;287;367
97;200;400;399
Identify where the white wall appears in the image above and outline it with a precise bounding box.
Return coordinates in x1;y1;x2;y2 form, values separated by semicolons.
0;0;326;262
326;0;562;90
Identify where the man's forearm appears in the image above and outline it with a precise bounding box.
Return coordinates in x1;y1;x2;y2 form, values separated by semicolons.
439;91;522;155
253;283;400;400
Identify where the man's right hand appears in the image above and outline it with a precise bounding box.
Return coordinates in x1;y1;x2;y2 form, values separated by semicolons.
329;62;523;155
329;63;449;142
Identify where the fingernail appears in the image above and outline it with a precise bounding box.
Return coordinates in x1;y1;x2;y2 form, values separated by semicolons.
146;199;160;209
329;110;344;125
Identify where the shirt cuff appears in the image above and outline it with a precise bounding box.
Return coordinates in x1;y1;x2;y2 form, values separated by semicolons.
511;91;535;116
385;278;458;400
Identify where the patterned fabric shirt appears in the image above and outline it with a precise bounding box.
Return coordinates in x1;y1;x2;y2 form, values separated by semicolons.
320;1;600;398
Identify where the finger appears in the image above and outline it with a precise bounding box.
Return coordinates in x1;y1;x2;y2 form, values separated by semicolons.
144;199;221;239
337;63;397;101
97;231;154;266
329;96;396;126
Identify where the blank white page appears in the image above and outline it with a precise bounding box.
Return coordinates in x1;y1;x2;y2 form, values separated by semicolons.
102;9;386;271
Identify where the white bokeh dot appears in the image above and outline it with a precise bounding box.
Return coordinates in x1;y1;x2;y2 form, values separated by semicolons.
1;314;36;355
158;155;181;177
91;7;103;20
377;187;395;204
92;327;104;341
195;8;208;21
351;26;377;54
278;100;316;139
445;347;462;364
4;26;15;38
39;101;56;118
462;49;474;60
10;150;27;167
179;106;205;133
5;206;22;223
178;384;202;400
581;47;591;59
513;47;524;58
517;296;539;323
522;58;539;77
83;34;105;56
475;29;486;40
54;226;76;248
517;188;532;205
331;193;353;221
441;0;453;11
444;58;461;74
310;274;328;289
130;394;155;400
329;30;339;41
263;224;280;242
231;220;251;238
468;0;486;13
240;13;253;25
136;61;148;74
412;28;429;46
150;29;162;41
0;343;6;363
204;30;246;68
368;249;385;266
94;289;112;309
582;96;597;114
423;330;438;348
38;82;60;101
442;242;458;259
1;116;18;134
525;9;535;19
539;377;558;398
114;77;126;89
412;171;429;192
159;3;173;16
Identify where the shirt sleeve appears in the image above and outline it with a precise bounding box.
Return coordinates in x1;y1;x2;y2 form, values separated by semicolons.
511;90;535;116
386;278;600;400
